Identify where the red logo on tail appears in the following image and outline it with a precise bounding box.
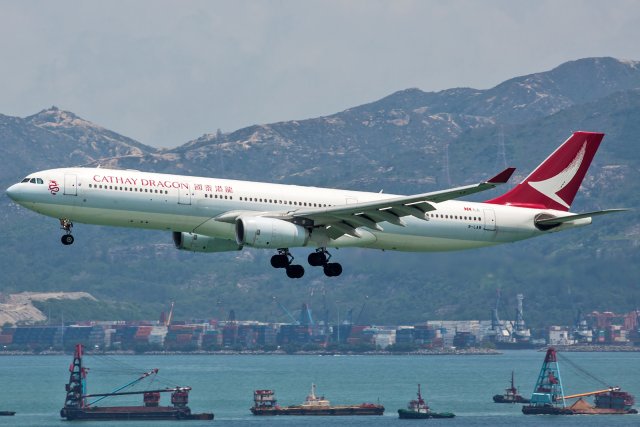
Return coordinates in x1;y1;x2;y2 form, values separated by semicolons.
486;132;604;211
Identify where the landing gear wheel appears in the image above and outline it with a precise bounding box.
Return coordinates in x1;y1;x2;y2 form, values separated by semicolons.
272;249;305;279
308;251;327;267
323;262;343;277
271;254;289;268
59;218;74;245
309;248;342;277
286;264;305;279
61;234;75;245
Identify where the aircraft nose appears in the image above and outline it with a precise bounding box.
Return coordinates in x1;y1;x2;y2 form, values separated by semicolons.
6;183;21;201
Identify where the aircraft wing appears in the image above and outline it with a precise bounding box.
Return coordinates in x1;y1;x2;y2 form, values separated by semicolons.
290;167;516;238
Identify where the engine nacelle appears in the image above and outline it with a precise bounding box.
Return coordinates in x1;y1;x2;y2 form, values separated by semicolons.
172;232;242;253
235;217;309;248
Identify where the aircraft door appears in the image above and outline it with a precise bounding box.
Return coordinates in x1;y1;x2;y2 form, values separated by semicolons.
63;174;77;196
178;184;191;205
483;209;496;231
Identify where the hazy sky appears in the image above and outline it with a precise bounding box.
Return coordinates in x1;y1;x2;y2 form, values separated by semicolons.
2;0;639;148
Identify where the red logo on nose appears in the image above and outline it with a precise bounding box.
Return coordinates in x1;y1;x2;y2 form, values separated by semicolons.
49;180;60;195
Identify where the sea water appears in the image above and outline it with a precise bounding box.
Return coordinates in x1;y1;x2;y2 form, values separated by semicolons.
0;350;639;426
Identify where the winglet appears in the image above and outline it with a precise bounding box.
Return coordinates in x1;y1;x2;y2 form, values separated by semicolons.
487;167;516;184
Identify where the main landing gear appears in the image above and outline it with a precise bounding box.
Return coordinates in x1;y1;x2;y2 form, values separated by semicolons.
272;248;343;279
308;248;343;277
60;219;74;246
271;249;305;279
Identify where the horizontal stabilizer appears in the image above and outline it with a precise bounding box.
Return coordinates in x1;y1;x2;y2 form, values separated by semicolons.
535;209;628;226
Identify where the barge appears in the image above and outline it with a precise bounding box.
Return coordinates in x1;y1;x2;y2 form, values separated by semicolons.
522;347;637;415
251;384;384;416
60;344;213;421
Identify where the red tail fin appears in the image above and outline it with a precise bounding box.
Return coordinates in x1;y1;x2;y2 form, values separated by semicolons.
486;131;604;211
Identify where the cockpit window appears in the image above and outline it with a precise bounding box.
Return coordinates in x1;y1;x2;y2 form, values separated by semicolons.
21;177;44;184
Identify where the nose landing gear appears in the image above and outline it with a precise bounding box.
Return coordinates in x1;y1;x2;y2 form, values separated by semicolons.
271;249;305;279
60;219;74;245
308;248;342;277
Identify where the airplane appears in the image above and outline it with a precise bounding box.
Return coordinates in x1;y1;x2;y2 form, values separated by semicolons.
5;131;624;279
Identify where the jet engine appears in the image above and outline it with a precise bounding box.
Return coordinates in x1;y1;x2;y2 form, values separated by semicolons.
172;232;242;253
235;216;309;248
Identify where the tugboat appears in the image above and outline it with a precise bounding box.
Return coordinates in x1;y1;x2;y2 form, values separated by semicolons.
250;384;384;416
0;411;16;416
397;384;455;419
493;371;530;403
522;347;637;415
60;344;214;421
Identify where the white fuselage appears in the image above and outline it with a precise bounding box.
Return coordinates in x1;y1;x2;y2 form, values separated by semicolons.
7;167;590;251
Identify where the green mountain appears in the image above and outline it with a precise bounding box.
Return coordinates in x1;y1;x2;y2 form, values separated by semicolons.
1;57;639;328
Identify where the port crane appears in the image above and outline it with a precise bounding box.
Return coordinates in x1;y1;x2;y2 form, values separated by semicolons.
272;297;298;324
164;302;174;327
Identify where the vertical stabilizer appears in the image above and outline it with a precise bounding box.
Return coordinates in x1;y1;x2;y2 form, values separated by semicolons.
486;132;604;211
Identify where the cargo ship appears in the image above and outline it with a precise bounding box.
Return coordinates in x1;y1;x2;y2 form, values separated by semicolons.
493;371;530;403
0;411;16;416
250;384;384;416
60;344;213;421
397;384;454;419
522;347;637;415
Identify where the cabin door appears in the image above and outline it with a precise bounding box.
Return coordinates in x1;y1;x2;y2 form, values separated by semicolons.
63;174;77;196
484;209;496;231
178;183;191;205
